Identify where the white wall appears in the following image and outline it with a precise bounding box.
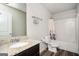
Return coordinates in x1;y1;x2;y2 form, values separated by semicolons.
27;3;51;53
52;9;78;53
0;4;26;37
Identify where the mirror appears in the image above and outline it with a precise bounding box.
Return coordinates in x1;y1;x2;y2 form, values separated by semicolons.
0;3;26;37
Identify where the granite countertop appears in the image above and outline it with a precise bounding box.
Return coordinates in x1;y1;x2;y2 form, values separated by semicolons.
8;39;40;56
0;39;40;56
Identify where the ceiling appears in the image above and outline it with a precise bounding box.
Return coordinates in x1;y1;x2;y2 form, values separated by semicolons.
41;3;77;14
4;3;76;14
5;3;26;12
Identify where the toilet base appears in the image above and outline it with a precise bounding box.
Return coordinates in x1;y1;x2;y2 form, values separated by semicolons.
48;47;57;53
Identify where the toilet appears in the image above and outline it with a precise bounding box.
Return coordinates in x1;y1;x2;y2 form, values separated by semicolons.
41;35;59;53
48;40;58;53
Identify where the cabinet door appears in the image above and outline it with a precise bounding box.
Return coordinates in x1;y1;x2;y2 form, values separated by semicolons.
15;44;39;56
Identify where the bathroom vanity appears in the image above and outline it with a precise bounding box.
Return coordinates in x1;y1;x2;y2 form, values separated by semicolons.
8;39;40;56
14;44;39;56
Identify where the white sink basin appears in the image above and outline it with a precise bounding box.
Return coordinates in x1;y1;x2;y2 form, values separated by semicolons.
10;42;29;48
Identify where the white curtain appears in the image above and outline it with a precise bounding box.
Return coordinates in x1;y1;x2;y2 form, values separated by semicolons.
48;19;55;34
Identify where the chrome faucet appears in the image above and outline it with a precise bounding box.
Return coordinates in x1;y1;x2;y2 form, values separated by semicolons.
11;38;20;43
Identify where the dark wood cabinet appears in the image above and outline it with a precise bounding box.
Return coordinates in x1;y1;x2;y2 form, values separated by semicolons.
14;44;39;56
